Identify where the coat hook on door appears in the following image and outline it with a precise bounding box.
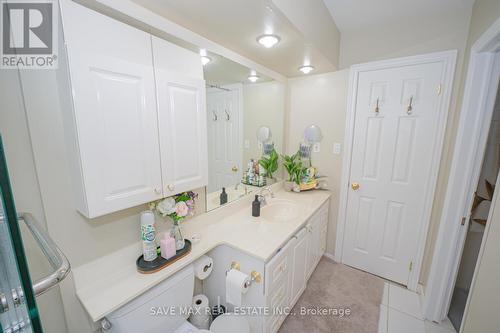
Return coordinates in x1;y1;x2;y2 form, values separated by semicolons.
407;96;413;115
224;109;230;121
212;110;218;121
375;98;380;114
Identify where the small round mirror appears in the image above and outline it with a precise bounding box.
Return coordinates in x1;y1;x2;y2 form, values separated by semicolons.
256;126;272;143
304;125;323;144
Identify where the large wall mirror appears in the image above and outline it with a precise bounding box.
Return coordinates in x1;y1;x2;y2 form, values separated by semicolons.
203;52;285;211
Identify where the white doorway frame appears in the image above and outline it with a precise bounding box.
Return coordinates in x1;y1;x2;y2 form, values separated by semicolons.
424;18;500;323
335;51;458;291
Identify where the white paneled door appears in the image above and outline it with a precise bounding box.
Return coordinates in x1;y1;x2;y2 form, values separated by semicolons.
342;61;444;285
206;87;242;193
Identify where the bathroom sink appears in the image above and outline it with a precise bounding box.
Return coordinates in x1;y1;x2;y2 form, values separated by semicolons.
261;199;300;222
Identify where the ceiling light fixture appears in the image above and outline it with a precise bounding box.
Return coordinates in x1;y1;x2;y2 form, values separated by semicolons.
248;74;260;83
201;55;212;66
257;34;280;48
299;65;315;74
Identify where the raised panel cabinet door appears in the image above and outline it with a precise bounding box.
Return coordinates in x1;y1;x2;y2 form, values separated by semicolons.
306;212;324;279
319;207;329;256
61;0;162;217
290;228;308;307
155;70;208;195
305;222;315;280
342;61;444;285
312;216;323;267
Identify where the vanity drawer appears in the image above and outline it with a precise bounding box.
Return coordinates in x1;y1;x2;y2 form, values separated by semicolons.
265;238;294;294
266;253;289;291
265;274;289;333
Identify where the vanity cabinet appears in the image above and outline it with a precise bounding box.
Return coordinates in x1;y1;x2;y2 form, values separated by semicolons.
264;201;329;333
59;1;207;218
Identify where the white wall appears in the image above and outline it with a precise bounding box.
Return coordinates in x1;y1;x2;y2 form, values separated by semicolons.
243;81;285;178
286;70;349;255
0;71;68;333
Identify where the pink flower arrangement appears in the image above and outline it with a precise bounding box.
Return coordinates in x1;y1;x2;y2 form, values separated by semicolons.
149;191;198;224
175;201;189;217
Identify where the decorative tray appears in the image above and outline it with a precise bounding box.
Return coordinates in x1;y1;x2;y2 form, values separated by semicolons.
241;180;266;187
136;239;192;274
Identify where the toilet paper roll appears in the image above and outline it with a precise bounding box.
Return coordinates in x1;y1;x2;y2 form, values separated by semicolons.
225;269;250;307
194;255;214;280
189;294;211;329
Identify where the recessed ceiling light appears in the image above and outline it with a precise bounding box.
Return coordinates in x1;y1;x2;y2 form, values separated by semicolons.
248;74;260;83
201;55;212;66
299;65;315;74
257;34;280;48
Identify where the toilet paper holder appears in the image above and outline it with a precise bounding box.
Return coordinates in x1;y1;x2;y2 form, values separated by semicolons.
226;261;262;287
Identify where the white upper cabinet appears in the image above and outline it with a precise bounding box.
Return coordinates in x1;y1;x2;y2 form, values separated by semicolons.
60;1;206;217
152;37;208;196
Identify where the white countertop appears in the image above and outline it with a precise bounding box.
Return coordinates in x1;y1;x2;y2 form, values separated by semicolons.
72;185;331;322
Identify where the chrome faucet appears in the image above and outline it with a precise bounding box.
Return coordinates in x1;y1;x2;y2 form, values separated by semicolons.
258;186;274;206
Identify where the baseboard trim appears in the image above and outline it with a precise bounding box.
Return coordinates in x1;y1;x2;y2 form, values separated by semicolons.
323;253;336;262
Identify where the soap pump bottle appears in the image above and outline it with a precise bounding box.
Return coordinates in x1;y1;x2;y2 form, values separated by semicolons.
252;195;261;217
220;187;228;205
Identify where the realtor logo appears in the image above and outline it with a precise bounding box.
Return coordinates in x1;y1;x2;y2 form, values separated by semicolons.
1;0;57;69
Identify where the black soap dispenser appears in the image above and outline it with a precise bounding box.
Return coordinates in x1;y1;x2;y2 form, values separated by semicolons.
220;187;228;205
252;195;261;217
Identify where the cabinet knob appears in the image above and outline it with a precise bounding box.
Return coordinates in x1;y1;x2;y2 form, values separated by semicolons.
231;166;238;172
167;184;175;191
351;182;360;190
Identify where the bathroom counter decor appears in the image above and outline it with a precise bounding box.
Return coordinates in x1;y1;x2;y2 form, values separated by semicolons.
72;183;332;322
136;240;192;274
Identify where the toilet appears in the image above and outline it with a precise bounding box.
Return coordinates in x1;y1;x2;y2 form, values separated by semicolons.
105;265;250;333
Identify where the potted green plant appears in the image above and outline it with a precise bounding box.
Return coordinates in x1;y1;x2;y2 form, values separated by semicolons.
259;148;279;183
282;151;308;191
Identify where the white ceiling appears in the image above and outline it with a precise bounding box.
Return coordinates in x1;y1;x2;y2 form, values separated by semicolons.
130;0;337;77
323;0;475;32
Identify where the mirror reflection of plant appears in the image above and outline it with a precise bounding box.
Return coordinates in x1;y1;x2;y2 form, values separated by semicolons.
282;151;308;185
259;149;279;179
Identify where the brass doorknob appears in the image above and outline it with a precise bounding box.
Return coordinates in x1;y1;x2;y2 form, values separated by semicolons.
232;166;238;172
351;182;360;190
